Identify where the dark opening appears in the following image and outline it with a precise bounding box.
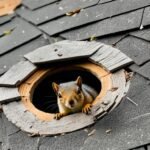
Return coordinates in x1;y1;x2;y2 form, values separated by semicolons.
32;68;101;113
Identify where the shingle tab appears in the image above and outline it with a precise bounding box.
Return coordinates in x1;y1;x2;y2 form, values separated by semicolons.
142;7;150;27
0;18;41;56
0;36;49;75
17;0;99;25
136;61;150;80
117;36;150;65
0;14;15;25
130;28;150;42
22;0;59;10
60;9;143;40
0;60;37;87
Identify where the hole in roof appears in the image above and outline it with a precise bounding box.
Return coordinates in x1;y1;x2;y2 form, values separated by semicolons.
32;68;101;114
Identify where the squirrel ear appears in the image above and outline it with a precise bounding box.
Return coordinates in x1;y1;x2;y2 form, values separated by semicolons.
52;82;59;94
76;76;82;88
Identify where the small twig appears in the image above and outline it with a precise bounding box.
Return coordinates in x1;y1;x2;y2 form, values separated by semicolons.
88;129;96;136
126;97;138;106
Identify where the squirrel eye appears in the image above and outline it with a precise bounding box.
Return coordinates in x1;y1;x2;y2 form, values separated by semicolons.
77;88;81;94
58;93;62;98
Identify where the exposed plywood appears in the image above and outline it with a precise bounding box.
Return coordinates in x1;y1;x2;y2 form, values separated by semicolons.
24;40;103;64
0;87;20;104
0;60;37;87
0;0;21;16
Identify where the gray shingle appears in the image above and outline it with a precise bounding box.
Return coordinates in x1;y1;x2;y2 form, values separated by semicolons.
0;36;49;75
0;18;41;56
17;0;99;25
60;9;143;40
40;0;150;36
116;36;150;65
130;28;150;42
136;61;150;80
22;0;59;10
142;7;150;27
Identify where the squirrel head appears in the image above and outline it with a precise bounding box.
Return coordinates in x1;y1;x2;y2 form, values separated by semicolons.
52;76;84;109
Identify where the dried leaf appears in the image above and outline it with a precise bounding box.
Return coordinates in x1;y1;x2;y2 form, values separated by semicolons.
66;8;81;16
90;35;96;41
88;129;96;136
3;30;12;35
106;129;112;134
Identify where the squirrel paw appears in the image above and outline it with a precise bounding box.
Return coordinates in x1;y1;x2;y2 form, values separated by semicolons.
82;104;92;115
54;113;64;120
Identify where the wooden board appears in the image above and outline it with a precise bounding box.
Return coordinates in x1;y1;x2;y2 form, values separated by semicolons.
0;87;20;104
24;40;103;64
0;60;37;87
89;45;133;72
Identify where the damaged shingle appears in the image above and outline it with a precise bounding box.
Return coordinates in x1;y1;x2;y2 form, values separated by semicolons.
0;60;37;87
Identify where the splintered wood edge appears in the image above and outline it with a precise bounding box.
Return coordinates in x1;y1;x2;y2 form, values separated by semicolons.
2;62;129;136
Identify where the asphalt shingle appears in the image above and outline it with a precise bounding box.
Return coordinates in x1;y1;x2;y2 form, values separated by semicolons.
40;0;150;36
22;0;59;10
0;36;49;75
136;61;150;80
60;9;143;40
17;0;99;25
0;18;41;56
142;7;150;27
116;36;150;65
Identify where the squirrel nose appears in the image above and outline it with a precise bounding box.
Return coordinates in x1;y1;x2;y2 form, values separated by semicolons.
69;100;74;106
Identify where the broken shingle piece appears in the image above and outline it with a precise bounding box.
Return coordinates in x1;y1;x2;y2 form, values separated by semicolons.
0;87;20;104
0;60;37;87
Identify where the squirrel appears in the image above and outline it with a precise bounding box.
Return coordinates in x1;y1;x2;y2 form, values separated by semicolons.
52;76;98;120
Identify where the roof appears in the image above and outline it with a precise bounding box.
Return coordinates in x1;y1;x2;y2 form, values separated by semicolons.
0;0;150;149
